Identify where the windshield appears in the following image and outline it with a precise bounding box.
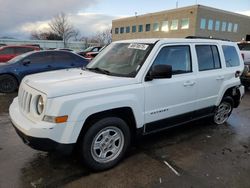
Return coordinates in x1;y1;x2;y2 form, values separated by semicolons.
7;51;33;64
83;46;94;52
86;42;154;77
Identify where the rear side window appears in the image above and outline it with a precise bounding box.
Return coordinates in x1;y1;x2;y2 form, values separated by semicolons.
0;47;14;55
153;45;192;74
196;45;221;71
15;47;34;54
222;45;240;67
53;52;73;63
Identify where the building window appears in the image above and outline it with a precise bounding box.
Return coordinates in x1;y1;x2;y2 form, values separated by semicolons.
222;45;240;67
200;18;206;29
126;26;130;33
161;21;169;32
196;45;221;71
170;19;178;30
228;22;233;32
153;23;160;31
181;18;189;29
139;25;143;32
132;25;137;33
221;22;227;32
146;24;151;32
208;19;213;30
120;27;124;34
233;24;238;33
215;20;220;31
115;28;119;34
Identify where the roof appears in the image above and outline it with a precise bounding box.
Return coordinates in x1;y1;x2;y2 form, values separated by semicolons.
114;38;235;44
113;4;250;22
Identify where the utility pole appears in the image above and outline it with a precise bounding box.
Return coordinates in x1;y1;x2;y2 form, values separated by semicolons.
176;1;178;8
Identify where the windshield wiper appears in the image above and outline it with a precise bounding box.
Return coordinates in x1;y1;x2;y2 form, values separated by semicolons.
86;67;110;75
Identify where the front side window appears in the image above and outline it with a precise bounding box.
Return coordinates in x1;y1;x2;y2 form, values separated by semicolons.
200;18;206;29
87;43;154;77
152;45;192;74
222;45;240;67
196;45;221;71
170;20;178;30
181;18;189;29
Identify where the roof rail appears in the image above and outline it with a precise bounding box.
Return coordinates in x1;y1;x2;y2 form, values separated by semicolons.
185;36;231;41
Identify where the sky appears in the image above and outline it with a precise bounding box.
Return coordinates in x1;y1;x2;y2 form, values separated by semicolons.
0;0;249;39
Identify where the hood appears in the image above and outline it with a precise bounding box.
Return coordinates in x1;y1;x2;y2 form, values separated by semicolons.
24;68;137;98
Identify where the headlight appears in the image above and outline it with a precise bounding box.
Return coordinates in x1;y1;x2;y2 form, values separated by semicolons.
37;95;44;115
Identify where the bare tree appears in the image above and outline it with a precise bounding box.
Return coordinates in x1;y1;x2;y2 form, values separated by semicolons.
31;31;62;40
93;28;112;46
49;12;78;47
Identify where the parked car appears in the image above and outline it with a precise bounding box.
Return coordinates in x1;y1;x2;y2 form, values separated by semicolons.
0;45;40;63
238;42;250;88
10;38;244;171
0;50;89;93
83;46;107;60
78;46;102;57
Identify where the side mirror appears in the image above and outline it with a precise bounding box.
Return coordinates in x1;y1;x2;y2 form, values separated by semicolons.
146;64;172;81
22;59;31;66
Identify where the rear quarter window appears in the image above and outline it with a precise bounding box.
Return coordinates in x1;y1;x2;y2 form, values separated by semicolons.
222;45;240;67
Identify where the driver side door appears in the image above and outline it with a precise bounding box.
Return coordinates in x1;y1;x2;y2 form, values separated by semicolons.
143;44;197;133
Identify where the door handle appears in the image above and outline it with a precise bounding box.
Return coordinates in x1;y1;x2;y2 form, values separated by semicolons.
216;76;224;80
183;81;195;87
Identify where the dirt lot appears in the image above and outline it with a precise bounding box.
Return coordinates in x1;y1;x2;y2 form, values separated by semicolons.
0;91;250;188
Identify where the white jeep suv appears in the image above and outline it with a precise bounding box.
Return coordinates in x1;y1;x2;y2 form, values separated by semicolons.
9;38;244;170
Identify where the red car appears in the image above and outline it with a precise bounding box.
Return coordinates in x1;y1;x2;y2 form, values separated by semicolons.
0;45;40;63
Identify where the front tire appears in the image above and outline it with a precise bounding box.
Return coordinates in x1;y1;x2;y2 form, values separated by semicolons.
80;117;131;171
213;96;234;125
0;74;18;93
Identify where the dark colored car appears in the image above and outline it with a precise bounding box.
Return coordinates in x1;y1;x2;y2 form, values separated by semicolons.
0;45;40;63
78;46;102;57
0;50;89;93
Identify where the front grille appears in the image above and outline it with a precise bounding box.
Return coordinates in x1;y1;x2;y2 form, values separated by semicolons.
18;87;32;113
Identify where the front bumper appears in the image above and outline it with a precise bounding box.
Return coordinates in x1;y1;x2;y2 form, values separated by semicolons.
12;124;74;154
9;98;76;154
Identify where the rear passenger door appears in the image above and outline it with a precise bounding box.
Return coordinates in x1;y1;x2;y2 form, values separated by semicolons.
51;51;76;70
144;44;197;131
195;44;224;113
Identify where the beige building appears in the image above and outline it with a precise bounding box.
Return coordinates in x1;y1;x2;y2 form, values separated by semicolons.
112;5;250;42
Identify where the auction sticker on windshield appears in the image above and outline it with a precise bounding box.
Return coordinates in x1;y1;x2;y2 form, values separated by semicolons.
128;43;149;50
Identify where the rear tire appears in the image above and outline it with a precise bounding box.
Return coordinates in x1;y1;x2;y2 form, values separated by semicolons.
80;117;131;171
0;74;18;93
213;96;234;125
